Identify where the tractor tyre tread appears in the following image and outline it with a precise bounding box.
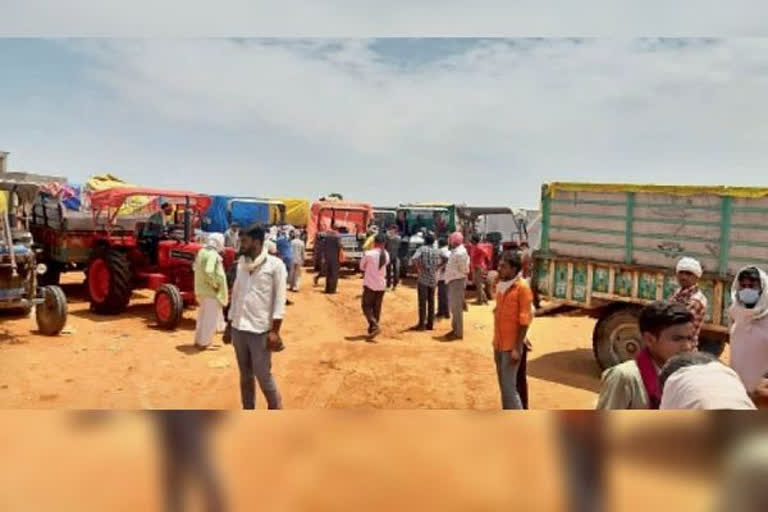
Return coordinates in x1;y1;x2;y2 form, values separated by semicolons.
36;285;68;336
155;283;184;330
88;250;132;315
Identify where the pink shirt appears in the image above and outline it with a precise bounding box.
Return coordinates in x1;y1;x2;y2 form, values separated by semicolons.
360;248;390;291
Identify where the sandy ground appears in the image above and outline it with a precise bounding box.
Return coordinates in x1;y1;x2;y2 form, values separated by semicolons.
1;270;603;409
0;412;720;511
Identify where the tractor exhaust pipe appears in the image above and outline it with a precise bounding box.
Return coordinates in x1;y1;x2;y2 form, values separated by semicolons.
184;196;191;243
3;210;18;277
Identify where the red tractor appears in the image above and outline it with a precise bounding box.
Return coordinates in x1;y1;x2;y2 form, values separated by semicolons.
85;187;236;329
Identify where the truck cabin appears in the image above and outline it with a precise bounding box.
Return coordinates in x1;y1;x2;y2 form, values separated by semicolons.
373;208;397;231
317;206;370;238
396;206;453;238
226;198;287;229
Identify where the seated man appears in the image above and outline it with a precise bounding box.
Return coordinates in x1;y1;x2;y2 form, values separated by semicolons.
596;301;696;410
143;201;175;239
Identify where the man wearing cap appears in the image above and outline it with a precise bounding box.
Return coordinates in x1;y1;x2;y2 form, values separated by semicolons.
671;257;709;351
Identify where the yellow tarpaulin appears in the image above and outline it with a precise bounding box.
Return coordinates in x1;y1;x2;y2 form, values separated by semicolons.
0;191;7;213
274;197;310;226
546;182;768;199
85;174;152;215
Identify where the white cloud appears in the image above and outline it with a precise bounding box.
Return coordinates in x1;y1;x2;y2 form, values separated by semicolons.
4;1;768;36
7;38;768;208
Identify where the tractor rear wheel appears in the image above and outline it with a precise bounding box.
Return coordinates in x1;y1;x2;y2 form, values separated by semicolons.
36;285;68;335
592;306;643;371
87;250;132;315
154;284;184;330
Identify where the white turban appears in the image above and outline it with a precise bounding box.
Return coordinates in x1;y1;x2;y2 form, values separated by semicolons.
206;233;225;253
660;362;756;410
676;257;703;278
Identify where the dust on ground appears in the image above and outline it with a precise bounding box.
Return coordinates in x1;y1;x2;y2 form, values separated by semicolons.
0;270;602;409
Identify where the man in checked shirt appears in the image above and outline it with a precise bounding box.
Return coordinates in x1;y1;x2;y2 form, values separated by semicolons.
671;257;709;350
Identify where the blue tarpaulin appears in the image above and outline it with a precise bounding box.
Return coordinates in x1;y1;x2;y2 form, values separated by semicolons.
202;196;272;233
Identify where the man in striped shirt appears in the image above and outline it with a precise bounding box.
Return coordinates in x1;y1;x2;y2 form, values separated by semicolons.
671;257;709;350
409;232;442;331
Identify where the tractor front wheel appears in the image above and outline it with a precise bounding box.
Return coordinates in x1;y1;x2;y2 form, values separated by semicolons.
154;284;184;330
36;285;68;335
86;250;132;315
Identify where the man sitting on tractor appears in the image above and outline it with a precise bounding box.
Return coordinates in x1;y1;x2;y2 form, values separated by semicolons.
144;201;175;239
142;201;175;264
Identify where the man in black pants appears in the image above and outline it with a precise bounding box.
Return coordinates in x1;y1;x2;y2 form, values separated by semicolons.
409;232;441;331
385;224;401;291
323;229;341;294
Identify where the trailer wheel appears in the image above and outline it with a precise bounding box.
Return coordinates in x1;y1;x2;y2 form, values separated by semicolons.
154;284;184;330
36;285;68;335
86;250;132;315
593;307;643;371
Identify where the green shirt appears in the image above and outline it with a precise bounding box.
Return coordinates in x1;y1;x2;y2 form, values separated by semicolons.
596;360;651;410
194;247;228;306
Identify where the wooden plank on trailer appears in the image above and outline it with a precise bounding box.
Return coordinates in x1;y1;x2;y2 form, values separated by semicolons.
656;272;664;300
547;260;555;299
586;264;594;307
566;262;574;300
608;266;616;295
632;271;639;298
713;281;724;326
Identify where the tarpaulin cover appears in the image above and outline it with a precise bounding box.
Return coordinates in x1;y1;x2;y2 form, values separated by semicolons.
40;182;82;211
85;174;151;215
275;197;310;226
545;182;768;199
202;196;274;233
90;187;209;211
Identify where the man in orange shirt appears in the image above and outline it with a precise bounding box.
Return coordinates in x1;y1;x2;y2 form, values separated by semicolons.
493;251;534;409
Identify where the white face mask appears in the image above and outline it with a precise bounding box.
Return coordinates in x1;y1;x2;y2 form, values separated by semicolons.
738;288;761;307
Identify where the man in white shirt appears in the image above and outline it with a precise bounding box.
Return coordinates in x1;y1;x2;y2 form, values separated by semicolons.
289;230;306;292
443;231;470;341
228;225;287;410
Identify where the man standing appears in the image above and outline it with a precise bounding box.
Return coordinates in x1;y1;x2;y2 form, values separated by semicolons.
323;228;342;294
193;233;228;350
729;266;768;401
443;232;470;341
289;230;306;292
385;225;401;291
492;252;534;409
519;241;533;279
671;257;710;351
224;222;240;252
360;234;389;338
409;232;441;331
436;237;451;320
228;225;286;410
470;234;490;305
597;301;695;409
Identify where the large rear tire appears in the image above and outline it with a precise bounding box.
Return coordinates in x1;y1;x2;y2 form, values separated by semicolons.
154;284;184;330
592;307;643;371
36;285;68;335
86;250;132;315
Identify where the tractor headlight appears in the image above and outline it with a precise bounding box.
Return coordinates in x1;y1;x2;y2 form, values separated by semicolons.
36;263;47;275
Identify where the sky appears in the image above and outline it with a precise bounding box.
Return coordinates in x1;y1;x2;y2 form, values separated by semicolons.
3;37;768;209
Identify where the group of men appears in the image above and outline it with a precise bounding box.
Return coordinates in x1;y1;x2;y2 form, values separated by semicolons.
597;257;768;410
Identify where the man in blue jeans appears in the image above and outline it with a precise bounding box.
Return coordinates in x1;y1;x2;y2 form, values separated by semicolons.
228;225;287;409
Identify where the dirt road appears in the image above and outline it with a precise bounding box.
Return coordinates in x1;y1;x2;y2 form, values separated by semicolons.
0;271;601;409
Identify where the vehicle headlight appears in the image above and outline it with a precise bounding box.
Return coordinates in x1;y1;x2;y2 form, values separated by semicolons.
36;263;47;275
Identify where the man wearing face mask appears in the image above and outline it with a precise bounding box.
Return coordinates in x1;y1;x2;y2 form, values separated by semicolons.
729;266;768;402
